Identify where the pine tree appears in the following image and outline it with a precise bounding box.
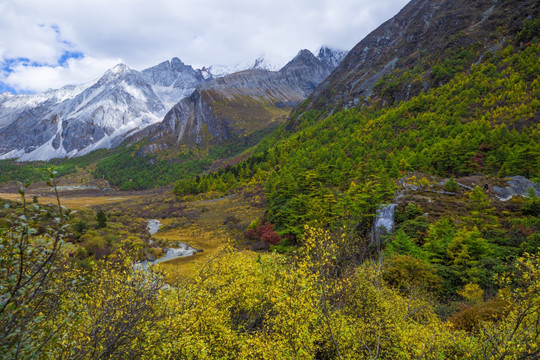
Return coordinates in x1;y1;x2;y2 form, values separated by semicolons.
96;210;107;229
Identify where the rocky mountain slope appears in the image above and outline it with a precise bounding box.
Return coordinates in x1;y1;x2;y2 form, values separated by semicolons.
299;0;539;119
133;47;346;153
0;58;205;161
0;47;345;162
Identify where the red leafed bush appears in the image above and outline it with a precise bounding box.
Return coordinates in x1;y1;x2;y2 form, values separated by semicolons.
259;223;281;245
247;221;281;246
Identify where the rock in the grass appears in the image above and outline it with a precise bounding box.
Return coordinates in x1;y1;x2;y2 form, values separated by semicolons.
493;176;540;201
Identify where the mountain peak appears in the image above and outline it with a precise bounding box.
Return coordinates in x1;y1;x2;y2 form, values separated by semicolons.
170;57;185;67
294;49;317;60
250;56;280;72
279;49;321;74
252;57;266;69
99;63;134;83
109;63;130;75
317;46;347;68
317;46;333;55
147;57;188;72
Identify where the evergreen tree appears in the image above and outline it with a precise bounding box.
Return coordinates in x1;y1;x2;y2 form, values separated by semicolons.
96;210;107;229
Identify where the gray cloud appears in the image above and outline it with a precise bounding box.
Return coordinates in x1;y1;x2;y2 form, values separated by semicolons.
0;0;409;92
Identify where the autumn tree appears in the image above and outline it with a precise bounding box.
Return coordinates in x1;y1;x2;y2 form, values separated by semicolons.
0;171;71;358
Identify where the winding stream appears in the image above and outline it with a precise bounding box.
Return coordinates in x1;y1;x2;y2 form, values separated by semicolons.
147;219;162;235
136;219;199;270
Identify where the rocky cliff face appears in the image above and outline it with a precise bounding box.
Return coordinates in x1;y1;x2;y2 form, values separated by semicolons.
0;59;205;161
300;0;539;116
142;57;206;109
135;47;346;152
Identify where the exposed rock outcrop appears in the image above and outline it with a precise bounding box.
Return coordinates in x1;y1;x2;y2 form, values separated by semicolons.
493;176;540;201
133;48;347;152
373;203;398;244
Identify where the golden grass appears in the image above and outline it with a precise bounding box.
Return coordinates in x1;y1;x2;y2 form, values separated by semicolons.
0;193;137;209
154;194;264;282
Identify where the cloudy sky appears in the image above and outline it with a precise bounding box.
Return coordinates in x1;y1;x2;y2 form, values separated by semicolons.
0;0;409;94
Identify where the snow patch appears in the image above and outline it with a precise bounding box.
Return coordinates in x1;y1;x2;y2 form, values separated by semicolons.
0;148;26;160
18;139;68;162
122;81;147;101
151;84;196;110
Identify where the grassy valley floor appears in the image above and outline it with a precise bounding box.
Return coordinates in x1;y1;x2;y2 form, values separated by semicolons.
0;183;264;283
150;193;264;281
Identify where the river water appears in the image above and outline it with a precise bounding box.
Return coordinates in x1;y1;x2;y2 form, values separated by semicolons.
136;219;198;270
147;219;162;235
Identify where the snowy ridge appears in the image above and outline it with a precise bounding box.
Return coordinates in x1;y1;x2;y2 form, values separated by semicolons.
0;48;347;161
0;83;92;129
0;59;205;161
203;54;283;79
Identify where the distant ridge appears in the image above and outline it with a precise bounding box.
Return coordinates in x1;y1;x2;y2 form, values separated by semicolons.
0;47;346;161
129;47;346;155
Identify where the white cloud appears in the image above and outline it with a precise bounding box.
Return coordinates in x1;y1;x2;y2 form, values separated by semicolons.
0;2;67;64
0;0;410;93
3;56;122;93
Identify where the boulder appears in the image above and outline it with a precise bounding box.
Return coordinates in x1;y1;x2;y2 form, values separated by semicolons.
492;176;540;201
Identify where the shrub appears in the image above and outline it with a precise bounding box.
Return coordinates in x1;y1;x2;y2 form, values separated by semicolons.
247;221;281;248
80;234;108;256
399;217;431;243
96;210;107;228
419;177;431;187
396;203;423;224
449;297;509;333
444;177;459;192
383;254;442;295
522;189;540;216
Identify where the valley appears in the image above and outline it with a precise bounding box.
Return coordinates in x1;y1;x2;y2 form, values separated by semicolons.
0;192;136;209
0;182;265;282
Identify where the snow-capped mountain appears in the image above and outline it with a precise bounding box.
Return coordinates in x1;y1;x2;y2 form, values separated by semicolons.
316;47;348;69
0;58;205;161
0;47;346;161
201;55;283;79
131;47;347;153
250;56;281;72
142;57;205;109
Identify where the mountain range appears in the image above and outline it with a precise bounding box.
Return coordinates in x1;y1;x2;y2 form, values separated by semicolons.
0;48;345;161
132;48;347;155
1;0;539;357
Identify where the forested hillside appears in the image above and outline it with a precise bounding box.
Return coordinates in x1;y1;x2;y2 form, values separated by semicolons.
175;39;539;235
